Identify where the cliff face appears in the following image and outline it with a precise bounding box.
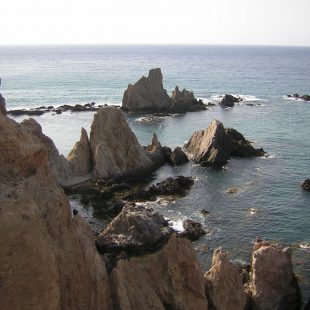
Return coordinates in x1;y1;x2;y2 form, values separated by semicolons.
0;112;112;310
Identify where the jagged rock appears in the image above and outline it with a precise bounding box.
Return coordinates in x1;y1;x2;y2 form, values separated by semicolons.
96;203;173;254
0;112;112;309
148;176;194;197
90;107;154;179
145;133;165;168
250;240;301;310
67;127;93;176
301;178;310;191
204;248;246;310
110;234;208;310
20;118;72;185
122;68;170;112
0;93;7;115
180;219;206;241
184;120;265;167
170;146;189;166
219;94;242;107
168;86;207;113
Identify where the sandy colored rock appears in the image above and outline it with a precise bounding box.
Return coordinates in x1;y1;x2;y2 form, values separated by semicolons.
110;234;208;310
0;93;7;115
20;118;72;185
145;133;165;168
67;127;93;176
0;112;112;309
204;248;246;310
122;68;170;112
250;240;301;310
90;107;154;179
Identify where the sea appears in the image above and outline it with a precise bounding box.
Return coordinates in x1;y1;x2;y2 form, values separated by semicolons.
1;45;309;300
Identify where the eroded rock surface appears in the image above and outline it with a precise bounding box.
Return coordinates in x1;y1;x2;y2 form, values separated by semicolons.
90;107;154;179
0;93;7;115
204;249;246;310
67;127;93;176
96;203;173;254
122;68;170;112
184;119;265;167
250;240;301;310
219;94;242;107
110;234;208;310
0;111;112;309
180;219;206;241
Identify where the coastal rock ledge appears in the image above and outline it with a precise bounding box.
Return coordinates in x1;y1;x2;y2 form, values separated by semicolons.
184;119;265;167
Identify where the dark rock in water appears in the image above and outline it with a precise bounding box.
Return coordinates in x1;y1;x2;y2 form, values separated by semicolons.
8;109;46;116
0;93;7;116
200;209;209;215
162;146;172;161
170;147;189;166
301;94;310;101
96;203;174;254
219;94;242;107
73;209;79;216
184;119;265;167
168;86;207;113
148;176;194;197
180;219;206;241
301;179;310;191
287;94;310;101
122;68;171;112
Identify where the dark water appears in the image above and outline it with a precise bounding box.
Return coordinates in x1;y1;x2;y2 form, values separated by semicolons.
1;45;309;300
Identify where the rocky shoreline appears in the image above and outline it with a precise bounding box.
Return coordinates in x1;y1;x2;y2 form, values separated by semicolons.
0;87;307;310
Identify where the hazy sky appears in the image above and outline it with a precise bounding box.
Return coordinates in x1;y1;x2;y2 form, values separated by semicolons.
1;0;310;46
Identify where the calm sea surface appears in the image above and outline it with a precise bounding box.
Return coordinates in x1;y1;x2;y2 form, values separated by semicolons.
1;45;309;299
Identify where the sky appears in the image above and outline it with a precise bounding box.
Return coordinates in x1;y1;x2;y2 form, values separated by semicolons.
1;0;310;46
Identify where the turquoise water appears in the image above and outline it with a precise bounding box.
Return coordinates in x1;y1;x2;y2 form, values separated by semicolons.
1;45;310;299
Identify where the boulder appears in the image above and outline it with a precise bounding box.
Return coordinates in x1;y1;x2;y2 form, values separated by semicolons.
170;146;189;166
250;240;301;310
0;111;112;309
184;120;265;167
67;127;93;176
204;248;246;310
122;68;170;112
90;107;154;179
301;178;310;191
180;219;206;241
219;94;242;107
184;120;232;167
96;203;173;254
168;86;207;113
110;234;208;310
20;118;72;185
145;133;166;168
0;93;7;115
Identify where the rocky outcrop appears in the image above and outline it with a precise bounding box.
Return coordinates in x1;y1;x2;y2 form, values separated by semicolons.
219;94;242;107
184;120;265;167
67;127;93;176
180;219;206;241
20;118;72;185
90;107;154;179
110;234;208;310
170;146;189;165
96;203;173;254
250;240;301;310
287;94;310;101
145;133;166;168
0;111;112;309
168;86;207;113
301;178;310;191
204;249;246;310
122;68;170;112
0;93;7;115
122;69;206;114
204;248;246;310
